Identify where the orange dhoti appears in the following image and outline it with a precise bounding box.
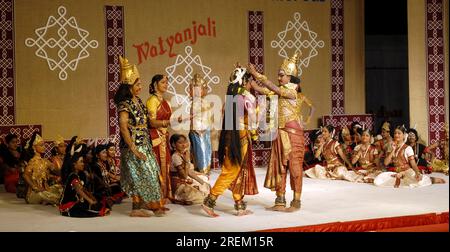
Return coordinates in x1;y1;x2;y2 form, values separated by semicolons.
210;131;258;201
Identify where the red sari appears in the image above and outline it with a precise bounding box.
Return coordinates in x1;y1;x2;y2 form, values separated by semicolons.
149;99;173;201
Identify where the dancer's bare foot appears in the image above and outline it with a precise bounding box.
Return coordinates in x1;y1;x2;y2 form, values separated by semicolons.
266;205;287;212
235;209;253;216
129;209;151;217
201;204;219;217
284;206;300;213
431;177;446;184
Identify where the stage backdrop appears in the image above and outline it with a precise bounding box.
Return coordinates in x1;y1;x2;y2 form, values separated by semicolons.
11;0;365;150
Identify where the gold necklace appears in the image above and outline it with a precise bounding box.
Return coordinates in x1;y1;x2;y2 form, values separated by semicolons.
154;94;171;114
360;144;370;159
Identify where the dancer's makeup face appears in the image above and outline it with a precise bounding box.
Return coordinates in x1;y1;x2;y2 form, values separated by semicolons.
156;76;168;93
361;132;371;144
74;157;84;172
277;70;290;85
394;129;404;143
131;80;142;96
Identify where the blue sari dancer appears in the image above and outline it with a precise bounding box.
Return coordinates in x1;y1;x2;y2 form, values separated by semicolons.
114;56;165;217
189;74;213;174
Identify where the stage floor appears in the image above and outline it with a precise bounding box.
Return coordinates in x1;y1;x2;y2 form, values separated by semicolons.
0;168;448;232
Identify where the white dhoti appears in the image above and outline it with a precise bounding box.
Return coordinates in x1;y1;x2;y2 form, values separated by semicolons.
374;169;432;188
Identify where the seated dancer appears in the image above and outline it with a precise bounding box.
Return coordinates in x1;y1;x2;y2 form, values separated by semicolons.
406;127;430;173
351;127;382;183
170;134;210;205
423;125;448;175
59;152;109;217
305;125;363;182
374;121;393;169
61;137;111;212
339;126;354;162
80;143;96;193
49;135;66;185
0;134;21;193
92;144;125;206
22;133;62;205
115;56;165;217
350;122;362;145
374;125;445;188
62;137;93;191
106;142;125;203
202;66;260;217
303;129;324;170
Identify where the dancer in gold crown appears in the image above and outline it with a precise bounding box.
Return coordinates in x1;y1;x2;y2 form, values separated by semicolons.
374;121;393;169
248;53;313;212
22;133;63;205
114;56;165;217
49;135;66;185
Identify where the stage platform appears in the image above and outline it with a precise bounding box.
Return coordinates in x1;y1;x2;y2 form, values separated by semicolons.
0;168;448;232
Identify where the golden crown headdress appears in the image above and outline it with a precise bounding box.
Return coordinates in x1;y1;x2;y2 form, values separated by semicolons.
191;73;207;88
53;135;65;146
280;53;300;77
119;55;140;85
33;134;44;146
341;126;350;136
382;121;391;132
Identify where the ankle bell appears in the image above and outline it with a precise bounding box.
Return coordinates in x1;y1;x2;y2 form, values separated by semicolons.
234;200;247;211
290;199;301;209
275;195;286;207
203;195;216;209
